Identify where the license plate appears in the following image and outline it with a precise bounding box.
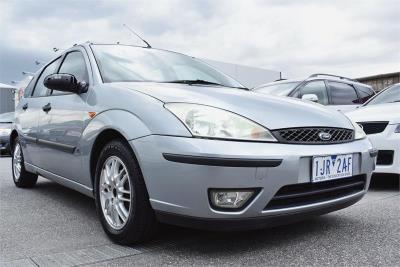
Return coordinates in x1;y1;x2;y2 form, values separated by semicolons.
312;154;353;183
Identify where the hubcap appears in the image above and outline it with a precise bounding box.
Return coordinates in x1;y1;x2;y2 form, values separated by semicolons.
99;156;132;230
13;143;22;181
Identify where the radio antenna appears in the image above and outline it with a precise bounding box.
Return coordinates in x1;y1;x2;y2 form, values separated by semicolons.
122;24;151;48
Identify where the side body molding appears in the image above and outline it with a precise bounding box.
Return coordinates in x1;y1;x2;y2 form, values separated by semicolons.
78;109;152;188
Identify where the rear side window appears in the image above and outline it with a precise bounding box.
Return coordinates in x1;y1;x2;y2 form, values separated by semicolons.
23;78;35;98
328;82;359;105
299;81;329;105
32;58;60;97
355;85;375;103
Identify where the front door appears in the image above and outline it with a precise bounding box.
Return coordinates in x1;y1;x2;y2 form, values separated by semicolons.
37;49;91;184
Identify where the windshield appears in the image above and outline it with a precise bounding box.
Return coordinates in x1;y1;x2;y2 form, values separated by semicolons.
91;45;245;88
255;82;300;96
366;84;400;105
0;112;14;123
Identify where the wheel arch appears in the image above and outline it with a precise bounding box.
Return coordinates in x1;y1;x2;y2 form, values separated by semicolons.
84;110;152;188
89;129;128;186
9;130;19;153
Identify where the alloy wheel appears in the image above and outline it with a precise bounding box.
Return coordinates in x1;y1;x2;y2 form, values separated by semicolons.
13;143;22;181
99;156;132;230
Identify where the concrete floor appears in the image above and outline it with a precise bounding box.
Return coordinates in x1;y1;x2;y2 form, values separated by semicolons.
0;157;399;266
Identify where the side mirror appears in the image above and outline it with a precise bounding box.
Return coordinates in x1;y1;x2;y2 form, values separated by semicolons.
302;94;319;103
44;73;88;94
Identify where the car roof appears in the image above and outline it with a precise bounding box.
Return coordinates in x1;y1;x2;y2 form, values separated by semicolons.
255;74;373;89
77;41;191;59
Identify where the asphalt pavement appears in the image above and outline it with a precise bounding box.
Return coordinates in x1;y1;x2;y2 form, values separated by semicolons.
0;156;399;267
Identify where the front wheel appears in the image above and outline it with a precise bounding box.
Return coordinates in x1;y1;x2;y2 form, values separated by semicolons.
94;140;157;244
12;137;38;188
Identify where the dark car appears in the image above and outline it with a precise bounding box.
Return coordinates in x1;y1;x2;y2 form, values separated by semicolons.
254;74;375;112
0;112;14;155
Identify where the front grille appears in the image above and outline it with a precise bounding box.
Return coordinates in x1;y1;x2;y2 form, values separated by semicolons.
272;127;354;144
264;175;366;210
376;150;394;165
358;121;388;135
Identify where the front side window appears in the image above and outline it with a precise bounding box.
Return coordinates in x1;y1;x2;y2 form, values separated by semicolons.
32;58;60;97
366;84;400;105
91;45;244;88
329;82;359;105
255;82;299;96
299;81;329;105
58;51;88;82
52;51;88;95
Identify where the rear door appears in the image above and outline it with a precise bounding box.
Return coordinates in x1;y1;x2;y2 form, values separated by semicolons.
37;48;91;183
327;81;360;111
15;58;60;166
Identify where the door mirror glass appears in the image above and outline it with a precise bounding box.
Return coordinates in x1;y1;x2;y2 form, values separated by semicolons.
302;94;319;102
43;73;87;94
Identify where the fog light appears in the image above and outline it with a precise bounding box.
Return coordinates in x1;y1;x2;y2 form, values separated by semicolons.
209;189;255;209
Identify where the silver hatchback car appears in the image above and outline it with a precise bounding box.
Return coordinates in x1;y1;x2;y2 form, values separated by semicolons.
11;42;376;244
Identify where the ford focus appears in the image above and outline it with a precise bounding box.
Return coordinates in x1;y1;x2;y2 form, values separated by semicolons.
11;42;376;244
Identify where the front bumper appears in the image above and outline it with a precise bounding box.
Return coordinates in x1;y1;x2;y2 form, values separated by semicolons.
131;135;375;225
367;124;400;175
0;135;10;153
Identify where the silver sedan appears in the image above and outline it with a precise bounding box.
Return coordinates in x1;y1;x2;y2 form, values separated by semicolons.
11;42;376;244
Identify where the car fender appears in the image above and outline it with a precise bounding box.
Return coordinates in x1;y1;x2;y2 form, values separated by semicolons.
78;109;152;188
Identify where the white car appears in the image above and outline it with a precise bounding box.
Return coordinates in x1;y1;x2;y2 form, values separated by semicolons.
346;83;400;177
253;74;375;112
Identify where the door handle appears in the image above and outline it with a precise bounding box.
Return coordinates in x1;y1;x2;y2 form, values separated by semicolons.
42;103;52;112
22;103;28;110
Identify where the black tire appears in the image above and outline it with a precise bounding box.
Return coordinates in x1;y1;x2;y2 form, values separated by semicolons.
94;139;158;244
12;137;38;188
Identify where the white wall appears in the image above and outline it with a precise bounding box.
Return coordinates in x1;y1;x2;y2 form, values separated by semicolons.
203;59;280;88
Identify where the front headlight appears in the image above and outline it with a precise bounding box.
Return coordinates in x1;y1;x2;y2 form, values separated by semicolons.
351;120;366;140
165;103;277;142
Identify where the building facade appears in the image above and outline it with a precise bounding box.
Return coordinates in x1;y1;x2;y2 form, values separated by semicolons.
356;72;400;91
0;84;15;114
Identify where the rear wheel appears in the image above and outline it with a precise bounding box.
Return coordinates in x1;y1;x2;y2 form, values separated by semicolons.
94;139;157;244
12;137;38;188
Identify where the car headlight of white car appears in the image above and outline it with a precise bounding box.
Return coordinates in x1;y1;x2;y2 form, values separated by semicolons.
165;103;277;142
352;121;366;140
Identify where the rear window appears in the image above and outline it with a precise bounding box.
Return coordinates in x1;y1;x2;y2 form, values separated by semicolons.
255;82;300;96
355;85;375;104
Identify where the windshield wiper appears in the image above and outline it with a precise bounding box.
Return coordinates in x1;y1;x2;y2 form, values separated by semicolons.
165;79;224;86
164;79;248;90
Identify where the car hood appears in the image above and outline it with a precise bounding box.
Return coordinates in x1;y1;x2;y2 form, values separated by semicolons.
114;82;353;130
346;103;400;124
